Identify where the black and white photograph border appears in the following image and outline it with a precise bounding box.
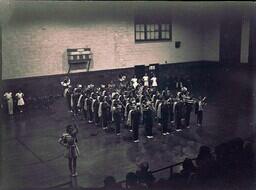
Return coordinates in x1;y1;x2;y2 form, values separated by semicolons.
0;1;256;190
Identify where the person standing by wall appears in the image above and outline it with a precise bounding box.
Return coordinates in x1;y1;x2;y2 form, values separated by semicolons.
3;91;14;115
15;90;25;113
143;73;149;87
150;73;158;90
131;75;139;89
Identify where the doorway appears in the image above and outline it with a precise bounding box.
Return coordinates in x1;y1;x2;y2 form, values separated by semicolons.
220;16;242;65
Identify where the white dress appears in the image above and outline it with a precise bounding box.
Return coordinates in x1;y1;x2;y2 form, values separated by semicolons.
151;77;158;87
16;92;25;106
4;92;13;115
58;133;79;159
131;78;138;89
143;76;149;86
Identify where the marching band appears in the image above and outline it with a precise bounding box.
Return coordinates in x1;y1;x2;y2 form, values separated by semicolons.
61;73;207;143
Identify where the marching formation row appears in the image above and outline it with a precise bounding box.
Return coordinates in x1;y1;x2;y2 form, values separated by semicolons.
61;73;207;143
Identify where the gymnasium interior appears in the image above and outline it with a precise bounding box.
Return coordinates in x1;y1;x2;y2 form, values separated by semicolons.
0;1;256;190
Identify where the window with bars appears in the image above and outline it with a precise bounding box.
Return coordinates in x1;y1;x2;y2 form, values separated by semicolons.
135;16;171;42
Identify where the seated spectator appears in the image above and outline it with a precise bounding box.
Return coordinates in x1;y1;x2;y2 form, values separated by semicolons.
125;172;147;190
215;138;246;178
196;146;216;180
135;162;155;187
180;158;197;180
151;178;172;189
102;176;122;190
242;142;255;174
227;138;244;166
166;158;198;187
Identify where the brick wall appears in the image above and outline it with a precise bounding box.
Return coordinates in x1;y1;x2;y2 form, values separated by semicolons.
241;15;250;64
202;17;220;62
1;1;251;80
2;1;204;80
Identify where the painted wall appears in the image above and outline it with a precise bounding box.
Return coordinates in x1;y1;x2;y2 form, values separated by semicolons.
240;15;250;63
2;1;204;79
1;1;252;80
202;17;220;62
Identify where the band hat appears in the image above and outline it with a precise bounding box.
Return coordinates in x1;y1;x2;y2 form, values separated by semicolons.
181;87;187;91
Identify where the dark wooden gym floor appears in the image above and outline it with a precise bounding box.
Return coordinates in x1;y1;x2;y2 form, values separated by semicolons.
1;66;256;189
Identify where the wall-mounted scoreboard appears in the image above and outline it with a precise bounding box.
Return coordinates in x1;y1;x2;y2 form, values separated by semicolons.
67;48;92;72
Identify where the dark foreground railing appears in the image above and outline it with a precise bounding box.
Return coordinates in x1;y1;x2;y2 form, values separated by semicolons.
117;158;196;185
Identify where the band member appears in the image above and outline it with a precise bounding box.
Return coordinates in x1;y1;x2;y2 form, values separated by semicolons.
82;93;88;120
143;101;154;139
92;94;100;126
167;96;175;130
150;74;158;89
156;97;162;124
108;80;116;90
161;89;168;100
132;103;141;143
76;86;84;113
119;73;127;89
72;87;78;114
58;124;79;177
143;73;149;87
111;93;118;122
118;73;123;84
98;96;104;128
118;94;126;121
180;100;187;129
101;96;109;130
154;95;160;111
151;93;156;105
105;95;112;123
15;90;25;113
66;85;73;112
195;96;206;127
4;91;13;115
131;75;139;89
176;77;183;91
86;93;93;123
180;87;188;98
113;102;122;135
175;99;183;131
140;99;146;124
185;99;194;128
127;102;135;131
125;98;132;126
61;76;71;97
161;100;170;135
